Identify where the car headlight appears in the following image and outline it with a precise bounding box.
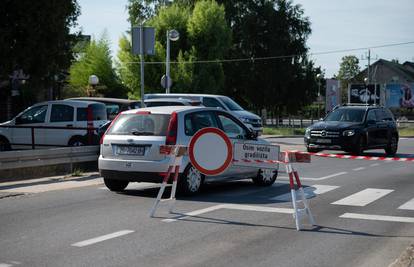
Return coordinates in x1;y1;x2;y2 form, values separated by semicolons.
343;130;355;136
240;117;250;123
305;128;311;138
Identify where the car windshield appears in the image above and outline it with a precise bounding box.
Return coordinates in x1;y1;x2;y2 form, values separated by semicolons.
219;97;243;111
107;114;170;136
325;108;366;122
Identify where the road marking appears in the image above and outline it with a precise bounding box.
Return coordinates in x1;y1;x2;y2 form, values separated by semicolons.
352;167;366;171
163;204;294;222
369;163;380;167
340;213;414;223
1;179;103;194
398;198;414;210
278;171;347;181
332;188;393;206
0;264;13;267
270;184;339;201
71;230;134;247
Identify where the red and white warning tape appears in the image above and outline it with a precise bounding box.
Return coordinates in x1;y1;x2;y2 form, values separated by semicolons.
290;151;414;162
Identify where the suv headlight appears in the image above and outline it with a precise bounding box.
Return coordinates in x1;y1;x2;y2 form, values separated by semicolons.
240;117;250;123
305;128;311;138
343;130;355;136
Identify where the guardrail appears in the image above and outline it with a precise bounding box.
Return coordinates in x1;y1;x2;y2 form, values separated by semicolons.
0;125;99;149
0;146;99;170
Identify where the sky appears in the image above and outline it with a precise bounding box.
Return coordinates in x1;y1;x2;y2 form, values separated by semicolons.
74;0;414;78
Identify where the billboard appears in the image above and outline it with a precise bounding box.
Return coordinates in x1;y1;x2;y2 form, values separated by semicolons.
349;84;380;104
325;79;341;113
385;83;414;108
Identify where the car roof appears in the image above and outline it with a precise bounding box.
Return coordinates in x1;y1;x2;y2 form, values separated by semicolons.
121;106;214;115
68;97;139;104
144;93;225;99
34;100;105;107
144;98;193;103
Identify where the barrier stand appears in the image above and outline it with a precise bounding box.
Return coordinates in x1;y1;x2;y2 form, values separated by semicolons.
149;146;187;217
284;151;316;231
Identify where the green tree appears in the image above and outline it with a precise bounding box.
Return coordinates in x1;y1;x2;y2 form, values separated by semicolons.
0;0;80;104
68;34;127;98
336;55;360;102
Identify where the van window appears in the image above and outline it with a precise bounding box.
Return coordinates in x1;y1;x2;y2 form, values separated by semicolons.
16;105;48;124
107;114;170;136
217;113;246;139
202;97;225;109
184;111;218;136
50;104;74;122
77;104;107;121
219;96;243;111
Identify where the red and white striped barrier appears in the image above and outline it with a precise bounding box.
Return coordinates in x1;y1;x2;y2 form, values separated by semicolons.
290;151;414;162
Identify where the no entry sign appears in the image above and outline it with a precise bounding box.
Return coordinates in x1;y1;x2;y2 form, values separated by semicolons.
188;127;233;176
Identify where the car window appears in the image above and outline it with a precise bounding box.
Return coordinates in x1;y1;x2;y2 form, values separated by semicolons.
367;110;377;122
382;109;394;121
107;114;170;136
325;108;365;122
16;105;48;124
217;113;246;139
105;104;120;119
202;97;225;109
219;96;244;111
77;104;107;121
184;111;218;136
50;104;74;122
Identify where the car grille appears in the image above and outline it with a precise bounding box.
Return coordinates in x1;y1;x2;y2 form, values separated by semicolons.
310;130;340;138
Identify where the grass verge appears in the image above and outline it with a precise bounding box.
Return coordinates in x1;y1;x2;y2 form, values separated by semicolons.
264;127;414;137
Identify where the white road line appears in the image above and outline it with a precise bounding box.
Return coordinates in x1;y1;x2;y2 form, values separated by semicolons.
163;204;294;222
1;179;103;194
0;263;13;267
71;230;134;247
278;171;347;181
340;213;414;223
369;163;380;167
398;198;414;210
352;167;366;171
332;188;394;206
270;184;339;201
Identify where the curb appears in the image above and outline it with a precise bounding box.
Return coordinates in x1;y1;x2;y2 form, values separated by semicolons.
262;135;302;139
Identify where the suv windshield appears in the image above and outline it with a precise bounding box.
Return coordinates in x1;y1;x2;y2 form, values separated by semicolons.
219;96;243;111
107;114;170;136
325;108;366;123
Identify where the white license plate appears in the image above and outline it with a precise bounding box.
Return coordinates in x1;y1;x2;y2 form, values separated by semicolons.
117;145;145;155
316;139;331;144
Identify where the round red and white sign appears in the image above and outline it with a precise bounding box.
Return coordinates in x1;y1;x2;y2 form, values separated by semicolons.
188;127;233;176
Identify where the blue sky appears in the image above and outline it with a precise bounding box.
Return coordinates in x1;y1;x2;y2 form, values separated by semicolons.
75;0;414;77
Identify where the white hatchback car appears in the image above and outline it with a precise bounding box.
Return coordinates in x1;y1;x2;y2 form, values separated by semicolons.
0;100;108;150
99;106;278;195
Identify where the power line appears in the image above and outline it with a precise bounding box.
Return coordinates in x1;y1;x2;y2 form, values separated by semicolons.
124;40;414;65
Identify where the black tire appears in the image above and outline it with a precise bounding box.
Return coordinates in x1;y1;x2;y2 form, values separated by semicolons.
385;135;398;156
351;135;365;155
103;178;129;191
306;147;320;153
178;164;204;195
68;136;86;146
0;137;11;151
252;169;278;186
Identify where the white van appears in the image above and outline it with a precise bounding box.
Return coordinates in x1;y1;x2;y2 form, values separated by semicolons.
144;94;263;134
0;100;108;150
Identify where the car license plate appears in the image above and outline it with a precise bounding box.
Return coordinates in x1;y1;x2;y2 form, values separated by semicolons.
316;139;331;144
117;145;145;156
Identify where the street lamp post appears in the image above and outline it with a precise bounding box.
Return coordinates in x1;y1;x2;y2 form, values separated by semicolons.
316;74;322;118
88;75;99;97
165;29;179;94
364;77;368;105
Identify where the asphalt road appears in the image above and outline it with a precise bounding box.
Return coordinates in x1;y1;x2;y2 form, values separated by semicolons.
0;138;413;267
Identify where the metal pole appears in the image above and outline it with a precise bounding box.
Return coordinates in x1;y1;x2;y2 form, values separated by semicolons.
140;25;145;107
166;30;170;94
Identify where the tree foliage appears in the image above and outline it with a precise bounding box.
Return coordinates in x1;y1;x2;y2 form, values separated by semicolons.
68;34;127;98
0;0;80;102
336;55;360;102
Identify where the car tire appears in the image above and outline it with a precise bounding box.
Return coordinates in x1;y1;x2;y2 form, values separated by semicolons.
103;178;129;191
385;135;398;156
252;169;278;186
178;164;204;195
351;135;365;155
0;137;11;151
68;136;86;146
306;147;320;153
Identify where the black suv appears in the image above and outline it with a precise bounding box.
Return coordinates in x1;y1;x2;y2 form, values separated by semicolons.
304;104;399;155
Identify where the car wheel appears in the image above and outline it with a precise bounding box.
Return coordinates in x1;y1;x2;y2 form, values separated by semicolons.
351;136;365;155
252;169;278;186
307;147;320;153
385;136;398;156
0;137;11;151
103;178;129;191
68;136;86;146
178;164;204;195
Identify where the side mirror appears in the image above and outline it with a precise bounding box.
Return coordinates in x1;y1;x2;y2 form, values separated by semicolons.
247;130;258;140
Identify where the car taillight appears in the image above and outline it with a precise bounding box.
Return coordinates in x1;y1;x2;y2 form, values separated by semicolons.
166;112;178;145
100;113;122;145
